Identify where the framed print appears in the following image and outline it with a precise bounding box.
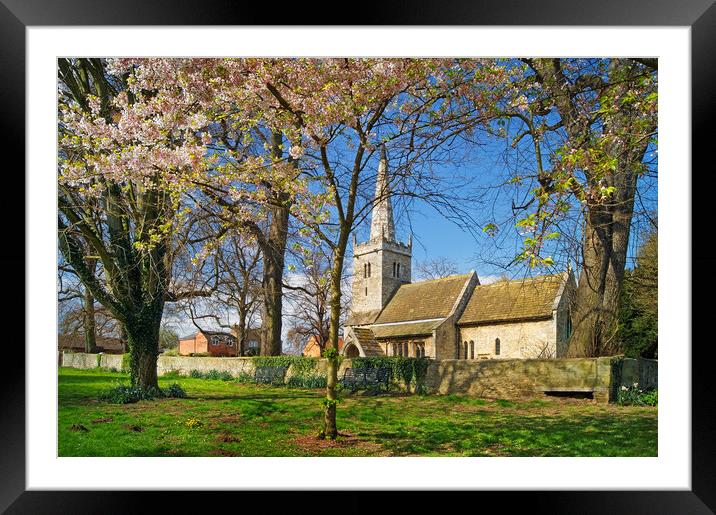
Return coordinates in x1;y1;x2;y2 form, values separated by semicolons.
3;0;715;512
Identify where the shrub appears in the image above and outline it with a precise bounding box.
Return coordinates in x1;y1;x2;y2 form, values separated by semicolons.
162;349;180;357
166;383;187;398
287;375;327;389
102;384;163;404
190;352;211;357
236;372;254;383
121;353;131;373
188;369;233;381
617;383;658;406
162;370;184;379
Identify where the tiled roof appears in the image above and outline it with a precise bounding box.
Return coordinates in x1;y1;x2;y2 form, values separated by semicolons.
458;274;566;326
371;320;442;339
375;273;474;324
351;327;383;356
345;309;382;327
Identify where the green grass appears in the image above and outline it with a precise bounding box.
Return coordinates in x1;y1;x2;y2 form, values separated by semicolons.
58;367;657;457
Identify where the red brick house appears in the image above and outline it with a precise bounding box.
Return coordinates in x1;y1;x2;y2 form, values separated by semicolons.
302;336;344;357
178;328;262;357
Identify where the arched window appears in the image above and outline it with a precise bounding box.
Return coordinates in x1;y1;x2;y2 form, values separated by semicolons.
363;263;367;278
397;263;401;277
463;341;468;359
367;262;371;277
495;338;501;356
392;342;398;356
392;262;396;277
470;341;475;360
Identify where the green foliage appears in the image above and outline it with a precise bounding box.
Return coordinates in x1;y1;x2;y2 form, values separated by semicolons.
159;327;179;350
188;369;234;381
352;357;431;392
617;385;657;406
166;383;187;398
96;354;102;368
102;383;163;404
121;353;131;373
287;375;327;389
322;348;340;360
252;356;318;371
617;229;658;358
161;370;185;379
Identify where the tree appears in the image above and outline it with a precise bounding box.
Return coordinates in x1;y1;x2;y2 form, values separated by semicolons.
249;59;500;438
159;327;179;350
415;257;459;280
617;228;657;358
469;58;658;356
284;240;349;357
58;58;216;388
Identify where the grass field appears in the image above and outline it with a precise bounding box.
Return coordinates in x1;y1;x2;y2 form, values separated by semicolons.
58;367;657;457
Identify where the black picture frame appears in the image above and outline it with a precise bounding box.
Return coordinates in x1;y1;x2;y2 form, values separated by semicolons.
2;1;714;512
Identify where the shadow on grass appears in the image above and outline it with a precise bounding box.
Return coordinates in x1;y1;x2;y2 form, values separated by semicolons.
351;411;656;456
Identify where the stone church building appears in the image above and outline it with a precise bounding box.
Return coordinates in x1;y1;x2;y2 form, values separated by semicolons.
342;148;576;361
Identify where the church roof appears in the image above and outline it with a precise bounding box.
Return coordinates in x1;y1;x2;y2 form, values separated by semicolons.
345;309;382;327
351;327;384;356
375;273;474;324
371;320;442;339
458;274;566;326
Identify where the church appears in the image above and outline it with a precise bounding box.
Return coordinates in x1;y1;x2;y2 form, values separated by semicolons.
342;148;576;361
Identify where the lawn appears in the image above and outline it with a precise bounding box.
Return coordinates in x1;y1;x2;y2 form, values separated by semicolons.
58;367;657;457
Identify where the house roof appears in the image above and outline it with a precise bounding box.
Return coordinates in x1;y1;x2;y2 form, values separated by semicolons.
371;320;442;340
457;274;566;326
374;273;474;324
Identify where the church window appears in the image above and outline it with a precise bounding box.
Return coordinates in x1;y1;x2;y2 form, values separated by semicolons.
463;341;468;359
368;262;371;277
470;341;474;359
392;262;396;277
495;338;501;356
363;263;367;278
365;287;368;296
397;263;401;277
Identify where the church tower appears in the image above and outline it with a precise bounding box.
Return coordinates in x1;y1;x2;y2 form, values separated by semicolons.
350;145;412;320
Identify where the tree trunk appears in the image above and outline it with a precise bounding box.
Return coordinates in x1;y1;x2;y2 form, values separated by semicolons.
568;164;638;357
260;212;288;356
322;244;345;440
83;286;97;354
125;308;162;390
235;307;247;357
259;133;291;357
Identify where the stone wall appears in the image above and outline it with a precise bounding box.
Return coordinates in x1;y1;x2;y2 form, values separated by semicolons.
60;352;656;404
61;352;123;370
424;357;615;402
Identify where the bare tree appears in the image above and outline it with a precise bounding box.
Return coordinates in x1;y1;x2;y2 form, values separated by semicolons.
415;257;459;280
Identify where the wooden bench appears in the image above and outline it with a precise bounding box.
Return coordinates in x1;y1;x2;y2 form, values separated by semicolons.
254;365;288;385
340;367;392;393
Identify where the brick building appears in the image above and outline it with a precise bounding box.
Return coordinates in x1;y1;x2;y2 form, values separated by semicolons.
178;328;261;357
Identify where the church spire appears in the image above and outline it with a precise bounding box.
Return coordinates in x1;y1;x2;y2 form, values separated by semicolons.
370;144;395;241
